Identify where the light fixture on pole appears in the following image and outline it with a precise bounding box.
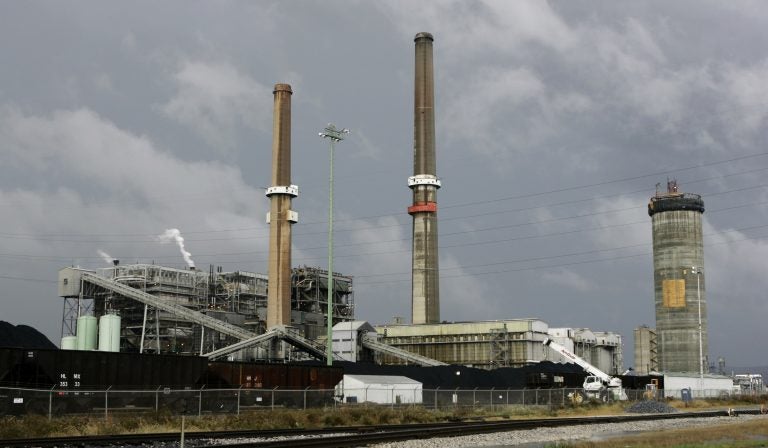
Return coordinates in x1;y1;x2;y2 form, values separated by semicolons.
319;124;349;367
691;266;704;391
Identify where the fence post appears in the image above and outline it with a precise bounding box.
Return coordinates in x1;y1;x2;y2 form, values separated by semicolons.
454;387;459;408
48;384;56;421
506;388;509;406
535;389;538;406
473;388;478;410
105;386;111;421
237;386;242;415
304;386;310;410
271;387;277;411
490;387;494;411
198;386;204;417
155;386;161;413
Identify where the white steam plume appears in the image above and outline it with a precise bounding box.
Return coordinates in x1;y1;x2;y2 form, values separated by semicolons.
97;249;115;265
158;228;195;268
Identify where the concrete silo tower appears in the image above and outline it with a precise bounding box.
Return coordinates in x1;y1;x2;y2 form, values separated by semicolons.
648;180;708;373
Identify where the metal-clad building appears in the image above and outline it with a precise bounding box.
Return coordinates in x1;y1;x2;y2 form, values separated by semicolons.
60;263;354;356
374;320;550;368
546;328;623;375
634;325;658;375
648;180;708;373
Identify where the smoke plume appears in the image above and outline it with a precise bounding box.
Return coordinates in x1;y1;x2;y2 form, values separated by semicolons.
158;228;195;268
97;250;114;265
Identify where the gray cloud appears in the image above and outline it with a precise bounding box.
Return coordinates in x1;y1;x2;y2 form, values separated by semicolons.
160;61;273;151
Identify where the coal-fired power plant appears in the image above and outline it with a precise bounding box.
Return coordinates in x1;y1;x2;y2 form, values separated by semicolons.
32;31;736;409
409;32;441;325
648;180;708;373
16;30;667;417
266;83;298;328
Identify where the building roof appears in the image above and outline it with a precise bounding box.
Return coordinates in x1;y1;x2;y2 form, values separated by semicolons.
333;321;376;333
663;372;732;379
374;319;548;336
344;374;421;385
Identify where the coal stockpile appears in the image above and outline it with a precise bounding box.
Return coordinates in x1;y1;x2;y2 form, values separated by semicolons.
626;400;679;413
619;374;664;390
0;321;56;350
334;361;587;389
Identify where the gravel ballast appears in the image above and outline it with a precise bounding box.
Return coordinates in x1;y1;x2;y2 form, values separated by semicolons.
370;414;766;448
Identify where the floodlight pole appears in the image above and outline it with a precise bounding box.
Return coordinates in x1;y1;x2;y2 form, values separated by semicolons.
691;266;704;392
319;124;348;366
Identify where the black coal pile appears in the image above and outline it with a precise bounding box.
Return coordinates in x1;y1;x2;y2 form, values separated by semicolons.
0;321;57;349
626;400;679;414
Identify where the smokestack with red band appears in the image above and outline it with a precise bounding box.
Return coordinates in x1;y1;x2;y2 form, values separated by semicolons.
409;32;441;324
266;83;298;328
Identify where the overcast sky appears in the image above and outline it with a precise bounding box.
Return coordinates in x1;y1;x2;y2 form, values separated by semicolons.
1;1;767;368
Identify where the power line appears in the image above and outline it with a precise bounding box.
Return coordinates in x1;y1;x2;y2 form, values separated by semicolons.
2;152;767;241
354;227;768;286
1;195;765;265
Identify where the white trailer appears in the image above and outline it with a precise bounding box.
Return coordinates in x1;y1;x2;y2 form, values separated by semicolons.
335;375;422;405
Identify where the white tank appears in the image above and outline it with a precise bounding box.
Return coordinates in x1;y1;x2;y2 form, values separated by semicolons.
61;335;77;350
76;315;98;350
98;314;121;352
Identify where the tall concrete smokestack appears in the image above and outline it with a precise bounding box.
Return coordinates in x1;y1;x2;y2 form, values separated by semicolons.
409;32;441;324
266;83;298;328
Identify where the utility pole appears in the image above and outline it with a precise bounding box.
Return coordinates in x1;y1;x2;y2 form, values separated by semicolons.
319;124;348;366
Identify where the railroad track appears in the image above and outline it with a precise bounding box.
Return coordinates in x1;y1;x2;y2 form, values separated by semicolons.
1;408;763;448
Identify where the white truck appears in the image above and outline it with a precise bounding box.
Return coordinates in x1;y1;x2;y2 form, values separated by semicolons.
543;338;626;403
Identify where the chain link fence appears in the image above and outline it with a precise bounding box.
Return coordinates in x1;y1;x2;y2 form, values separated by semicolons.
0;385;754;419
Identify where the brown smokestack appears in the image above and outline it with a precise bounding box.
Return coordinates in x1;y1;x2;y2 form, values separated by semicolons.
266;83;298;328
409;32;440;324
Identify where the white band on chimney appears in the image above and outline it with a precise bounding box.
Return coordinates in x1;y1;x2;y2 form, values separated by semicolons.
266;210;299;224
265;185;299;198
408;175;441;188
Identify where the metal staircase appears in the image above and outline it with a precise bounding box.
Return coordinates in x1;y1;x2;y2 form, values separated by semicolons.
204;326;344;361
204;329;281;359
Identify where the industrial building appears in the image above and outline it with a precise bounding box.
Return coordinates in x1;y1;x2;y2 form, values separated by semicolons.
373;321;622;373
648;180;708;374
374;320;548;369
59;263;353;357
633;325;658;375
547;328;623;375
